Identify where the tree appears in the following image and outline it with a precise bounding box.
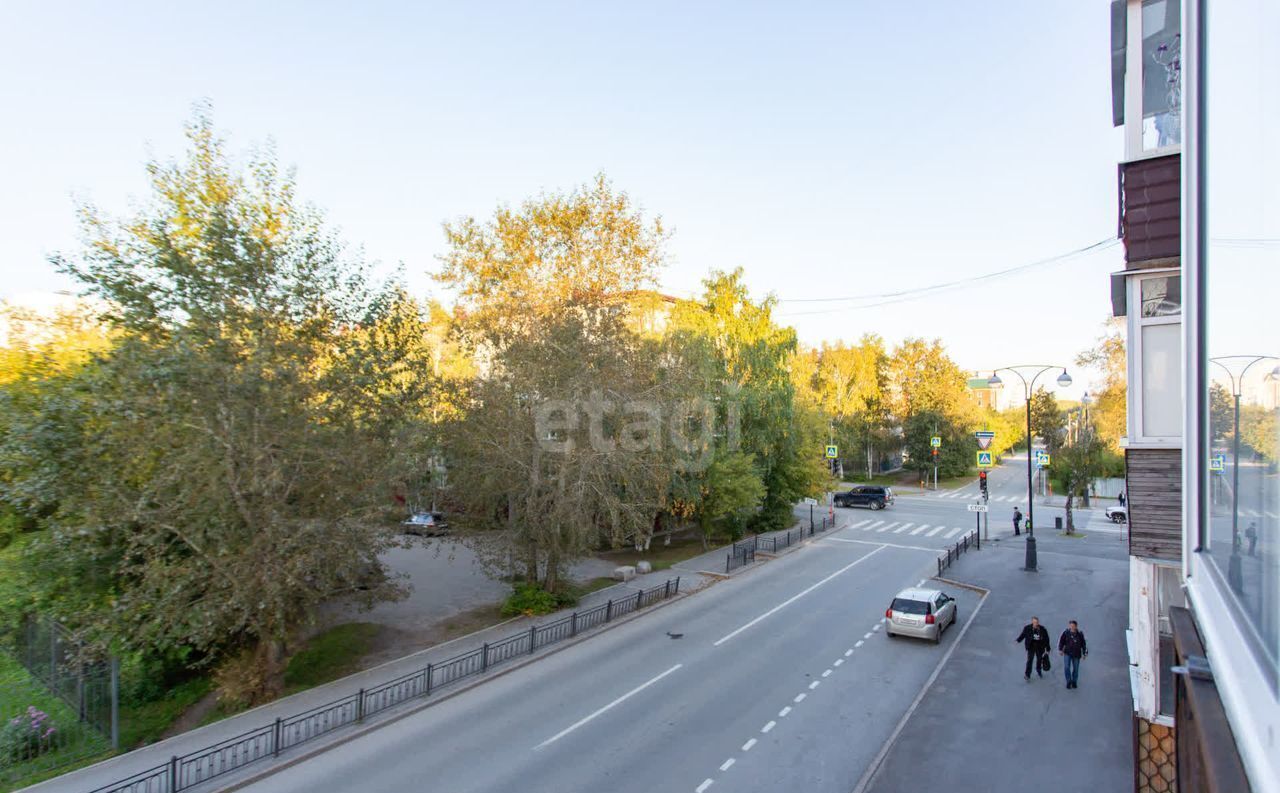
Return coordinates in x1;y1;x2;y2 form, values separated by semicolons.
1076;322;1127;451
1208;382;1234;443
1057;427;1107;533
885;338;972;423
15;110;424;699
1029;387;1067;454
902;411;977;479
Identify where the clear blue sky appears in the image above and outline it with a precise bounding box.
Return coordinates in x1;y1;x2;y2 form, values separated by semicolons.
0;1;1125;396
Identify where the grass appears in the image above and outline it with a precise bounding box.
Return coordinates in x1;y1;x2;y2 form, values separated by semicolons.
0;651;112;791
116;676;212;749
282;623;380;694
598;534;710;570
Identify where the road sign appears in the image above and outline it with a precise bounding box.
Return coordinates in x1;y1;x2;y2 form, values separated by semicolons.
976;451;994;468
967;503;989;512
975;431;995;450
825;444;838;459
930;436;942;448
1037;453;1051;468
1210;454;1225;473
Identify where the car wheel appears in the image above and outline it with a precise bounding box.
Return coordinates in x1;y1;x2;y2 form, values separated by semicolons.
872;501;884;510
933;625;941;644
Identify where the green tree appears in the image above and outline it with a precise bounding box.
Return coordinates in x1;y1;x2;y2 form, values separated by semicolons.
1076;322;1127;451
902;411;977;479
1208;382;1235;443
1029;387;1068;453
13;111;424;699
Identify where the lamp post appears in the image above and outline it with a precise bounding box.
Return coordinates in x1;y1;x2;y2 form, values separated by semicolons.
987;365;1073;572
1208;355;1279;593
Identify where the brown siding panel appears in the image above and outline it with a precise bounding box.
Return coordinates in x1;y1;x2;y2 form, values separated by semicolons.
1127;448;1183;561
1120;154;1182;265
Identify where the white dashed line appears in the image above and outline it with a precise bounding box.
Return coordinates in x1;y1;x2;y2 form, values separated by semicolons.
926;525;946;537
742;738;757;752
762;720;777;733
865;520;885;532
794;693;807;703
822;669;832;678
779;706;792;717
720;758;735;772
911;524;928;535
944;526;965;538
873;624;882;632
845;649;854;657
855;639;865;647
895;523;912;534
880;617;887;623
877;522;898;533
834;659;844;667
697;779;714;793
712;547;887;646
864;632;873;639
852;519;872;529
809;680;821;690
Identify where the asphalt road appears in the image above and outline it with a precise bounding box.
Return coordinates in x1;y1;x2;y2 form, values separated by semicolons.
233;500;989;793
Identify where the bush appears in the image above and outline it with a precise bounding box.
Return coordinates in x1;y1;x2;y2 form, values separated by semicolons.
282;623;378;692
500;584;560;617
0;706;61;768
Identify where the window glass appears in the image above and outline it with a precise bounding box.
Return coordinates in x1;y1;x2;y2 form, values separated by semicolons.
1141;0;1181;150
891;599;929;615
1140;275;1181;317
1140;322;1180;437
1202;0;1279;678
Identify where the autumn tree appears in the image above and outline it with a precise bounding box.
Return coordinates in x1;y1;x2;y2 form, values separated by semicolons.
1076;322;1127;451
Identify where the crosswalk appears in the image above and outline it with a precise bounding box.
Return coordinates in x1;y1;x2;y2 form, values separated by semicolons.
843;518;974;541
930;491;1022;503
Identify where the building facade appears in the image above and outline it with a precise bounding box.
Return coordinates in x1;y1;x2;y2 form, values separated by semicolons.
1113;2;1277;791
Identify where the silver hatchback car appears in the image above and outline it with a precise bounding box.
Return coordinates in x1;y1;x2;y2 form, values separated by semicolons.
884;587;958;643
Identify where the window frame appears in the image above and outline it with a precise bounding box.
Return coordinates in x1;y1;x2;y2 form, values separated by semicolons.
1126;268;1183;447
1124;0;1183;162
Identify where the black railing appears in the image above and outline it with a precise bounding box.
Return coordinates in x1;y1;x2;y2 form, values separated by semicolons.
88;577;681;793
937;530;980;576
726;539;756;573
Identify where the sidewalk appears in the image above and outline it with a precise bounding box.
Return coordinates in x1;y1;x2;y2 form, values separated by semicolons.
20;566;708;793
860;531;1132;793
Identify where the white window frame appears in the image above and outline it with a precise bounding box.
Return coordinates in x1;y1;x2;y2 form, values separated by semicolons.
1124;0;1183;162
1126;269;1182;447
1182;1;1280;786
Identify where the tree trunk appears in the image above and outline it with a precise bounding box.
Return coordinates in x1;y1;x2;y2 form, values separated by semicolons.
1064;480;1075;534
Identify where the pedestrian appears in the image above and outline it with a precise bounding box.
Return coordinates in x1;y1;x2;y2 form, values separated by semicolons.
1058;620;1088;689
1013;507;1023;536
1118;490;1126;507
1245;522;1258;556
1014;616;1051;681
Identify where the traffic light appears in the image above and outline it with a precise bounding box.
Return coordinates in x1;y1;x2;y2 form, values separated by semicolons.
979;470;988;496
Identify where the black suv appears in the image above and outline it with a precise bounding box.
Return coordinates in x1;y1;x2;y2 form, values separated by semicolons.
833;486;894;510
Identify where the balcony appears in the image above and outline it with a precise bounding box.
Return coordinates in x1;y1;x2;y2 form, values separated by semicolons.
1118;154;1180;266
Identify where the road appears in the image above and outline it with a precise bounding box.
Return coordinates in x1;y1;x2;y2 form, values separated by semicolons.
231;497;993;793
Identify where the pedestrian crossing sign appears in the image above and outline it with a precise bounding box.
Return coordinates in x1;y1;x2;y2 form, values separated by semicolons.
930;436;942;448
1210;454;1225;473
825;444;838;459
1037;453;1051;468
976;451;994;468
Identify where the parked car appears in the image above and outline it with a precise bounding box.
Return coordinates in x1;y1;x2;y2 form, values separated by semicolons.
402;511;450;536
885;587;957;644
1106;504;1128;524
833;485;895;510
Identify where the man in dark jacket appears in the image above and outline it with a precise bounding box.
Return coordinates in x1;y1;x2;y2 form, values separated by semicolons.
1015;617;1050;680
1013;507;1023;536
1058;620;1088;689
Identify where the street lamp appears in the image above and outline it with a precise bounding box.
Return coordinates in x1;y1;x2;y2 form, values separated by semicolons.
987;365;1073;572
1208;355;1278;593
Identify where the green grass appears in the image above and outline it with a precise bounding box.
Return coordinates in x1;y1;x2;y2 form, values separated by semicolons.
282;623;380;694
598;535;709;570
567;577;618;597
116;676;212;750
0;651;112;791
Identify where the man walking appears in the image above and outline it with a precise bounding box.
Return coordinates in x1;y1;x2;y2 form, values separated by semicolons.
1015;616;1050;681
1245;522;1258;556
1058;620;1088;689
1013;507;1023;536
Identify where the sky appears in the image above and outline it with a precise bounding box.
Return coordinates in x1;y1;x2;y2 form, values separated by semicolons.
0;1;1128;398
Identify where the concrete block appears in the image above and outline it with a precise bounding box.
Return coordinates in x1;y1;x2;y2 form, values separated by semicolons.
613;565;636;581
635;561;653;574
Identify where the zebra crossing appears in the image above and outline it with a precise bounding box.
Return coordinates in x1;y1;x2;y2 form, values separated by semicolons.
844;517;971;541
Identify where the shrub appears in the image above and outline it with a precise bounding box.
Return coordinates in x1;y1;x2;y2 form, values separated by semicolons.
0;706;60;767
500;584;559;617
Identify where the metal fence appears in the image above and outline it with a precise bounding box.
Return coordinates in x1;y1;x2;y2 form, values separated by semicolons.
86;577;682;793
0;659;114;789
725;540;755;573
11;617;119;750
936;530;980;576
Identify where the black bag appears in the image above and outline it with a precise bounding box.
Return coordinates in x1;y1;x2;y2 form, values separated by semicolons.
1039;652;1052;672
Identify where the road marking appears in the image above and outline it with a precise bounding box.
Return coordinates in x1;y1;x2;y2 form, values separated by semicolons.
894;523;912;533
948;491;964;499
697;779;714;793
822;669;832;678
872;624;882;632
720;758;735;771
876;522;898;533
845;649;854;657
926;525;946;537
823;537;939;552
917;579;926;586
911;524;928;535
880;617;887;623
944;526;965;538
742;738;757;752
834;658;844;667
762;720;777;733
779;706;792;717
535;664;682;749
712;546;887;646
852;519;872;529
863;632;873;639
794;693;806;703
809;680;821;690
865;520;885;532
855;639;864;648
